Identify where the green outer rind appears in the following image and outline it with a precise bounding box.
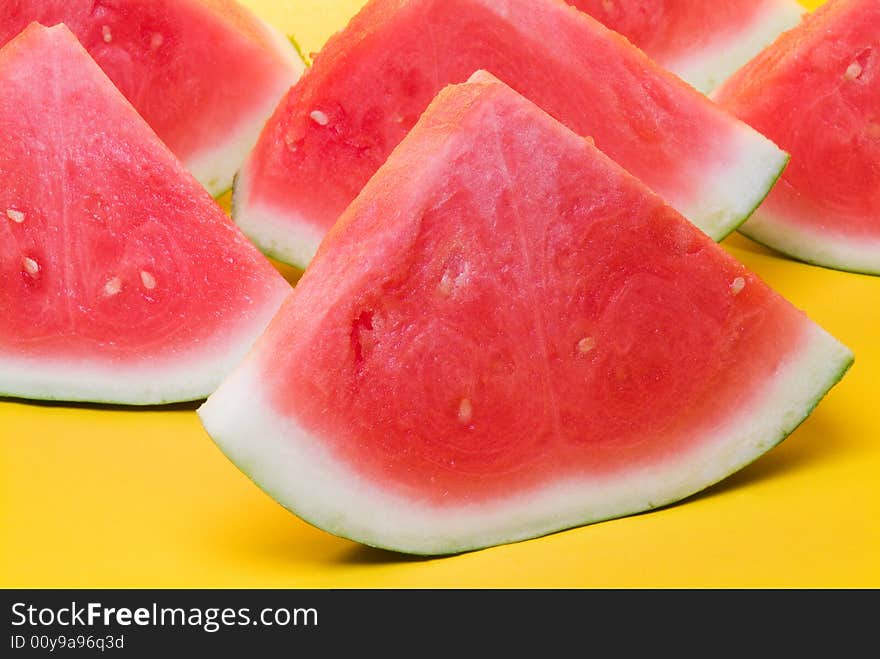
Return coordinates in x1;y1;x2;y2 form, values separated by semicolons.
230;165;324;269
230;172;308;267
197;325;854;556
0;389;204;407
715;152;790;242
738;219;880;277
0;288;289;407
0;262;292;406
250;359;853;556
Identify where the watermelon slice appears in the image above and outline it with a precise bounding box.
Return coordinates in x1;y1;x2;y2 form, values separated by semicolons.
0;23;292;405
713;0;880;275
567;0;805;93
234;0;789;269
199;72;853;555
0;0;304;196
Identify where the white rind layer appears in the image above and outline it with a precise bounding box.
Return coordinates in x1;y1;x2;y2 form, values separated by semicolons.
739;208;880;276
676;122;789;241
187;19;304;197
0;287;290;406
670;0;805;94
232;163;324;269
198;323;853;555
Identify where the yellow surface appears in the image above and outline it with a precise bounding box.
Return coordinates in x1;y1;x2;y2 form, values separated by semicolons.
3;0;877;589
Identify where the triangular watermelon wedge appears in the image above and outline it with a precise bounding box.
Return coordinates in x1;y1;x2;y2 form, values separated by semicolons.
713;0;880;276
234;0;790;269
199;72;853;555
567;0;805;93
0;0;305;196
0;23;292;405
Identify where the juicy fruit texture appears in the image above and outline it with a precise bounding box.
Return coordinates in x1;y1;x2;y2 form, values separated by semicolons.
714;0;880;275
200;73;853;555
567;0;805;93
0;23;292;405
234;0;788;269
0;0;304;196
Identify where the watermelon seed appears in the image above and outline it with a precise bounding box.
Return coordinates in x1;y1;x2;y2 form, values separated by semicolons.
730;277;746;296
309;110;330;126
150;33;164;50
438;272;454;296
6;209;25;223
845;61;862;81
439;262;471;296
21;256;39;276
102;25;113;43
458;398;473;424
309;110;329;126
140;270;157;290
103;277;122;297
577;337;596;354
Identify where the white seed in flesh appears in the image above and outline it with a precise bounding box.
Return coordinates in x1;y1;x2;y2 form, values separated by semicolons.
6;208;25;223
458;398;473;424
22;256;39;276
438;262;470;296
845;61;863;80
104;276;122;296
577;337;596;354
310;110;329;126
102;25;113;43
731;277;746;296
438;272;454;296
140;270;157;290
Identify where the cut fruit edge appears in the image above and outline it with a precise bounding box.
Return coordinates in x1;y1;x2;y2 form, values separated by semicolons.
0;287;290;406
675;125;789;242
198;323;853;555
187;15;305;197
738;208;880;276
669;0;806;94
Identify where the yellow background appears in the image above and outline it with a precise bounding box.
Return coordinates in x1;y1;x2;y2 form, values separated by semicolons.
4;0;877;589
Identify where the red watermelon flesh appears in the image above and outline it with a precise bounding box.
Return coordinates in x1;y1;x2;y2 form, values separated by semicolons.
234;0;789;269
0;23;292;405
713;0;880;275
567;0;805;93
0;0;304;196
200;72;852;555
